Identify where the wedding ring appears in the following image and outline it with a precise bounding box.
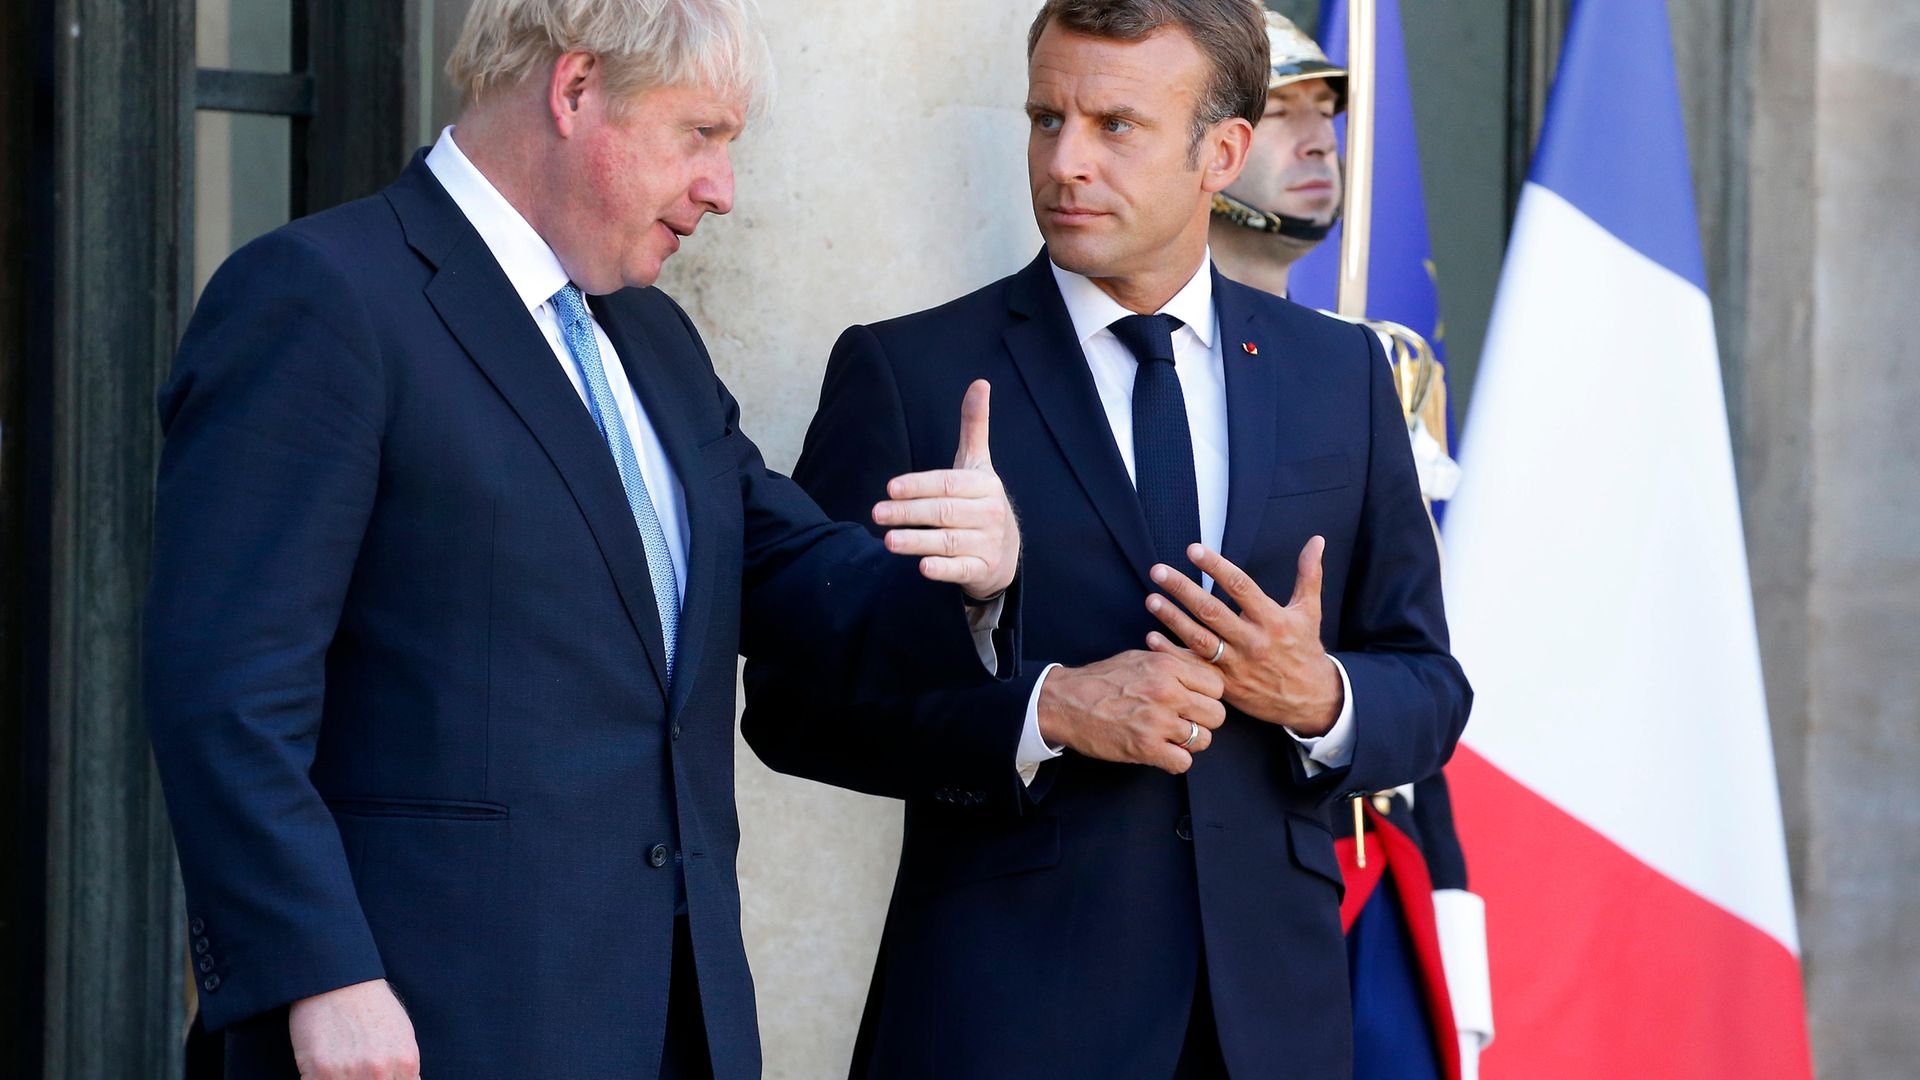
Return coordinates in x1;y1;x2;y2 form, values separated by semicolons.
1207;639;1226;664
1181;721;1200;749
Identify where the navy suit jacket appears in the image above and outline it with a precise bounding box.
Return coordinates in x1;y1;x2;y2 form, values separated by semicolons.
742;252;1471;1078
144;155;999;1080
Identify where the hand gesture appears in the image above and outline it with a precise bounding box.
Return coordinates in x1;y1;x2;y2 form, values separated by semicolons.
1143;538;1343;737
1036;650;1228;774
873;379;1020;601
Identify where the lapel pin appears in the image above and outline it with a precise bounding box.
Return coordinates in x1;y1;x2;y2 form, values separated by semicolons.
1241;342;1259;356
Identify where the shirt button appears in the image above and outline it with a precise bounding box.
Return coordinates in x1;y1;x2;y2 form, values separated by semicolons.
649;844;670;868
202;974;221;993
1175;815;1193;841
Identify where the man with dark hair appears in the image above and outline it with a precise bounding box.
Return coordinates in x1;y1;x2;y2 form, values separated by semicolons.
743;1;1470;1076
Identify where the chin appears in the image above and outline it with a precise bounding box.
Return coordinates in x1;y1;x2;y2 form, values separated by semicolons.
1040;230;1112;278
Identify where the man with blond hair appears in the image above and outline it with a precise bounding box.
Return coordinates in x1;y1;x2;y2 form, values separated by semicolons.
144;1;1023;1077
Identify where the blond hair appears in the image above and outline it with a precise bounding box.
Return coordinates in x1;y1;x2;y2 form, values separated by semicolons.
447;0;774;122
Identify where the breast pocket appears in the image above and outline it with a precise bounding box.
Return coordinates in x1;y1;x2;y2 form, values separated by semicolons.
698;429;751;481
1267;453;1350;499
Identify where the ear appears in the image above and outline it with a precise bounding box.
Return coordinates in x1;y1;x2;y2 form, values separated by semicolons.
1199;116;1254;194
547;50;598;137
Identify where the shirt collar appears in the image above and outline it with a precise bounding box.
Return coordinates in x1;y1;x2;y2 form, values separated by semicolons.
1048;250;1217;351
424;126;571;313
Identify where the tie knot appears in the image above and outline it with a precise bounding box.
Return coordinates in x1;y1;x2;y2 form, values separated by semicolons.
550;283;590;328
1108;313;1183;365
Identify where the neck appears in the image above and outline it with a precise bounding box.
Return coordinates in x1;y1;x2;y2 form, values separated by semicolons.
1208;221;1311;299
450;101;557;239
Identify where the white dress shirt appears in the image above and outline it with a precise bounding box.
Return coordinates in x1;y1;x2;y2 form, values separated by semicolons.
1014;254;1356;783
425;127;690;605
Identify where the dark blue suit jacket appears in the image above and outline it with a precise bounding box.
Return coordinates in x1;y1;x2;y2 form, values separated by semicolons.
144;155;998;1080
742;252;1471;1078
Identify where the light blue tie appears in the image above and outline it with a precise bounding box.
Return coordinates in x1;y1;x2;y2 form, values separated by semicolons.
551;284;679;681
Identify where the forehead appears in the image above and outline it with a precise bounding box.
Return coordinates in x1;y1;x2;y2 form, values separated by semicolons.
1269;79;1339;108
624;81;748;126
1027;24;1207;111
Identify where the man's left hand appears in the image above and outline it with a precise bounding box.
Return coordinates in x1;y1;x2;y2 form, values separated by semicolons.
872;379;1020;601
1143;538;1342;738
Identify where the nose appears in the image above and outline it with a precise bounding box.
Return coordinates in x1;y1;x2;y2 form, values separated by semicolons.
1301;115;1338;160
693;148;735;216
1041;122;1093;187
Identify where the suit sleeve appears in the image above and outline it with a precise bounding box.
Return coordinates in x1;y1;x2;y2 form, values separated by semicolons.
649;298;1020;707
144;232;388;1029
740;325;1047;812
1326;323;1474;795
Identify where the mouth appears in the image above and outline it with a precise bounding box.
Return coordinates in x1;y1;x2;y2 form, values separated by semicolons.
657;220;691;253
1288;180;1335;193
1045;206;1111;226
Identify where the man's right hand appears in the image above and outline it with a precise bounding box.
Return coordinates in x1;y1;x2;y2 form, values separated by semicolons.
1037;650;1227;774
288;979;421;1080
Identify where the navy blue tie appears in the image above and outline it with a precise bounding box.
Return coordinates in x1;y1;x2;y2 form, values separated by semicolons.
1109;313;1201;574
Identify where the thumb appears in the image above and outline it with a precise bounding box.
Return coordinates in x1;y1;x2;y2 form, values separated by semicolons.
954;379;992;469
1289;535;1326;610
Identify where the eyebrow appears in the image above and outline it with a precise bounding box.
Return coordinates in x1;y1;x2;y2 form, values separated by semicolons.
1024;100;1146;121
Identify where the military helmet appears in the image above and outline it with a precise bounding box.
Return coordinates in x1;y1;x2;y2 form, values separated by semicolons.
1263;10;1347;113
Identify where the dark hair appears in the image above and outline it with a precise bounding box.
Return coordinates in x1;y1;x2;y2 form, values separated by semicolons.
1026;0;1270;160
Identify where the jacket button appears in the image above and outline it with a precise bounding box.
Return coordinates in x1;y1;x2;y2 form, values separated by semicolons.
671;722;682;740
189;917;205;936
197;955;215;974
193;937;210;955
202;974;221;993
649;844;670;868
1372;793;1393;815
1175;815;1193;841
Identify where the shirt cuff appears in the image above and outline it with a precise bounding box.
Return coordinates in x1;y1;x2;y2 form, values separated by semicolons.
1015;663;1065;786
967;592;1008;676
1288;655;1356;776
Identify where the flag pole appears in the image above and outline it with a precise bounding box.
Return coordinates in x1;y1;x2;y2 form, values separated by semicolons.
1336;0;1377;319
1337;0;1380;867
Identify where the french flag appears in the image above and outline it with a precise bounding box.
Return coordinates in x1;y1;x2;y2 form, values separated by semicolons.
1440;1;1814;1077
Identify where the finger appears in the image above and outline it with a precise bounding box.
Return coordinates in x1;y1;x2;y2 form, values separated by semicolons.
1145;593;1225;662
914;554;989;584
1289;535;1327;610
1172;719;1215;754
1154;744;1195;775
1149;564;1247;643
884;527;986;558
1143;634;1228;699
872;496;999;530
1180;692;1228;730
953;379;993;469
884;468;996;502
1186;544;1274;615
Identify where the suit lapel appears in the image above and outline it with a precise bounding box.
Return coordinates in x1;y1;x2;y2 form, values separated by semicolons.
1001;252;1158;589
389;158;671;698
1215;270;1280;569
590;293;712;720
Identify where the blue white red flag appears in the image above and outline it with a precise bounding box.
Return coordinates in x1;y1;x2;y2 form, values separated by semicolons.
1440;2;1814;1076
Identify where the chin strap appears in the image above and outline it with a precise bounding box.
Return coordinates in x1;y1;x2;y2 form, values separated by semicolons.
1211;191;1338;242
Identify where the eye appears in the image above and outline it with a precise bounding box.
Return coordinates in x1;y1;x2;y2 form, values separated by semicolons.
1103;116;1133;134
1033;113;1062;132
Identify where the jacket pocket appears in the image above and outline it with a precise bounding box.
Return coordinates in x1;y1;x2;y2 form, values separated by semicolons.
1267;453;1350;498
325;795;509;822
1286;812;1345;901
698;429;750;480
900;816;1061;897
